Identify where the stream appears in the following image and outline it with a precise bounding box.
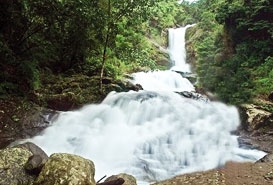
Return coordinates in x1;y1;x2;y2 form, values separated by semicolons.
24;25;265;184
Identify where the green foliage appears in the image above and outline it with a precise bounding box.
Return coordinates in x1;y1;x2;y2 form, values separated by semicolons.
253;56;273;96
0;0;165;97
190;0;273;104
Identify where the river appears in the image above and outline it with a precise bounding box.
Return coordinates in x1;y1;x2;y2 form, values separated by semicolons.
25;25;265;184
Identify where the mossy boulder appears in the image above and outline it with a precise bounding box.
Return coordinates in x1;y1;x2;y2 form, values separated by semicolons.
34;153;96;185
0;146;35;185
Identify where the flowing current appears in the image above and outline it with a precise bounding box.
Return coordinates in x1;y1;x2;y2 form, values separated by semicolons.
25;26;265;184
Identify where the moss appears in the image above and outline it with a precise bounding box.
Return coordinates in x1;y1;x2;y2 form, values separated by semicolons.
0;147;35;185
34;153;95;185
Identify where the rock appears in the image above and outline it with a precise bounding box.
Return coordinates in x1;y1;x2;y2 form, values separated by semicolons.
256;153;273;163
0;146;35;185
46;92;78;111
16;142;49;175
122;81;143;92
175;91;209;102
239;104;272;131
0;97;57;149
104;173;137;185
34;153;96;185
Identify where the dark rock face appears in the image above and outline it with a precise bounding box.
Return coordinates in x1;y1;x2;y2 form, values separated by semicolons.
0;99;58;149
46;92;79;111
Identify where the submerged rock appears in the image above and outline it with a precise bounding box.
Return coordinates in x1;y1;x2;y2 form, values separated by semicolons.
34;153;96;185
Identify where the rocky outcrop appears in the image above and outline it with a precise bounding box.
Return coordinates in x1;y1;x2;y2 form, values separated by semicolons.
34;153;96;185
0;96;58;149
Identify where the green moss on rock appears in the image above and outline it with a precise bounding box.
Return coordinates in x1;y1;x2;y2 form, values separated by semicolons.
0;147;35;185
34;153;95;185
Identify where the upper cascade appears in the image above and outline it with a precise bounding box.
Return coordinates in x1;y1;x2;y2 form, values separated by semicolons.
168;24;195;73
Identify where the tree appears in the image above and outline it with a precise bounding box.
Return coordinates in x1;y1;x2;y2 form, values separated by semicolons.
98;0;160;91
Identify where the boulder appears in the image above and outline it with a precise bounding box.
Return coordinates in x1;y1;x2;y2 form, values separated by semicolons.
34;153;96;185
104;173;137;185
16;142;49;175
239;104;272;131
0;146;35;185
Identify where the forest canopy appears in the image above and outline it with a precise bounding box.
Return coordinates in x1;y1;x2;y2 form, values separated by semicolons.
0;0;272;105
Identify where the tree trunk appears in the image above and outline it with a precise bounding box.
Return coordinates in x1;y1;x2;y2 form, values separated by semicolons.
100;0;111;92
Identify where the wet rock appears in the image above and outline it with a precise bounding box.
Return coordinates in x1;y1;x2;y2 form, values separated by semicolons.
34;153;96;185
0;99;57;149
256;153;273;163
172;71;197;84
105;173;137;185
176;91;209;102
117;81;143;92
0;145;35;185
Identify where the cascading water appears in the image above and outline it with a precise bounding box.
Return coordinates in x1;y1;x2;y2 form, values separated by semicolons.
22;25;265;184
168;24;194;72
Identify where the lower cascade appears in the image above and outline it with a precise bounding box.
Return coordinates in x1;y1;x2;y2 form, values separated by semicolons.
23;26;265;184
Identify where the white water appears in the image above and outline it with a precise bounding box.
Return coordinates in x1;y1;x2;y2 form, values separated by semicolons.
168;25;194;72
23;26;265;184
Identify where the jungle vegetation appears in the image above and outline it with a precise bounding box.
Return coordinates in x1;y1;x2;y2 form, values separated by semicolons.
0;0;272;105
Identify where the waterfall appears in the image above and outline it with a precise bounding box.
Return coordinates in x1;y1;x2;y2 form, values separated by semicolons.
168;24;194;72
23;25;265;184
